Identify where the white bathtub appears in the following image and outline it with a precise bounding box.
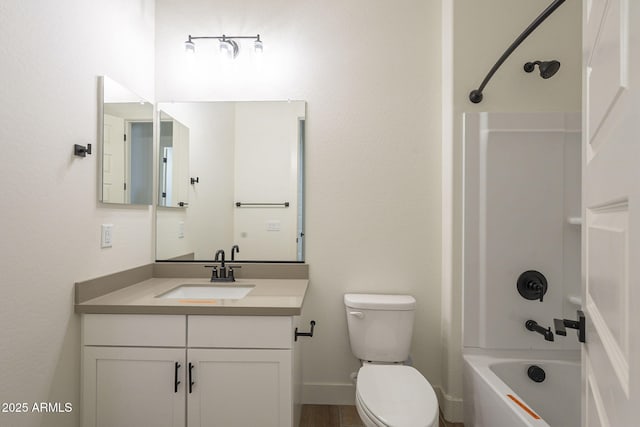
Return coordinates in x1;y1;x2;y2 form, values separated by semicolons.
463;353;580;427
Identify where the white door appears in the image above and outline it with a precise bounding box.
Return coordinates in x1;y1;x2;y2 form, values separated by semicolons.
582;1;640;426
161;146;174;206
102;113;126;203
172;119;190;207
187;348;292;427
83;346;186;427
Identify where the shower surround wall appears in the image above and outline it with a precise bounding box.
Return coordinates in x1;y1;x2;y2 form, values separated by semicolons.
463;112;581;351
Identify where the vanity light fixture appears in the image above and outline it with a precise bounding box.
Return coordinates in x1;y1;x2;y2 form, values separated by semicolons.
184;34;263;59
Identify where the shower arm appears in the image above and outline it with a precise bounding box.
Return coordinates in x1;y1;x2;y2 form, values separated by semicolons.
468;0;566;104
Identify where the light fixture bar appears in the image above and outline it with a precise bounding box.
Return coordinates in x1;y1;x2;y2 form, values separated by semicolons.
184;34;263;58
188;35;261;41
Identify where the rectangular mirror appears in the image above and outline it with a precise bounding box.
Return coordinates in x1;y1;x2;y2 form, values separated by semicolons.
99;76;153;205
156;101;306;262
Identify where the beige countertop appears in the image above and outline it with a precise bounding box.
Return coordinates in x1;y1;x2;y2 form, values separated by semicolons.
75;277;309;316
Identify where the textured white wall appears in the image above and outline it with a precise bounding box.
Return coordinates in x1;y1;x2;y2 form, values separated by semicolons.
0;1;155;426
155;0;443;403
156;207;190;259
455;2;582;110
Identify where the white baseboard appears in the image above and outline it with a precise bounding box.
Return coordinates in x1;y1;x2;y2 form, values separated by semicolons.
302;382;355;405
434;385;464;423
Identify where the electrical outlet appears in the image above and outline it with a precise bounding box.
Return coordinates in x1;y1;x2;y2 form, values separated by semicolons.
266;220;281;231
101;224;113;248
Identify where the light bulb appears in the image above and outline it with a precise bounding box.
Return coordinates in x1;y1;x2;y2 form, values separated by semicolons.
254;39;263;54
219;39;239;59
219;40;232;59
184;40;195;53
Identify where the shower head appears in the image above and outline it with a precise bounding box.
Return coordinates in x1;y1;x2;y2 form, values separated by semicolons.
524;60;561;79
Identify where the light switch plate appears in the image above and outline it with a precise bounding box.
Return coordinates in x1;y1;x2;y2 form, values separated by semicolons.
101;224;113;248
178;221;185;239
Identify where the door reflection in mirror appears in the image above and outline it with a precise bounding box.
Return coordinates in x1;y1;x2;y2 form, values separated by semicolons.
158;113;190;208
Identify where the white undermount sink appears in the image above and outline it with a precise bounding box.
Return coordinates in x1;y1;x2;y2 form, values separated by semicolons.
157;284;255;300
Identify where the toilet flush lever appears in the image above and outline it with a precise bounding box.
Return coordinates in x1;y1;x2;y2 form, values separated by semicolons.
349;311;364;319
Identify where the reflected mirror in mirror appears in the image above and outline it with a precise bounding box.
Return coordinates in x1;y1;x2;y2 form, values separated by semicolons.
99;76;153;205
156;101;306;262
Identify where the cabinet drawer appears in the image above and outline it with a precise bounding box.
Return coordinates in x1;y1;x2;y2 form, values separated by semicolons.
83;314;186;347
188;316;293;349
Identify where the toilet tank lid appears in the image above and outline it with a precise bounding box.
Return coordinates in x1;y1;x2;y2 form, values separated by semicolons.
344;293;416;310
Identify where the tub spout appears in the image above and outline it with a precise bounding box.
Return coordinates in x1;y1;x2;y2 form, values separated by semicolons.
525;319;554;341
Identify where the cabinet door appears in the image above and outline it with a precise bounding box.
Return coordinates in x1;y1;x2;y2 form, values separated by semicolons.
187;348;292;427
83;346;186;427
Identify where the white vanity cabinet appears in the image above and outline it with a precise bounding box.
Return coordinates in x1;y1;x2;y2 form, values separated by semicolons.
81;314;302;427
187;348;292;427
82;346;186;427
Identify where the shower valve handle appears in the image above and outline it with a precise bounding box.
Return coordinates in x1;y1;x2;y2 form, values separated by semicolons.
517;270;548;302
529;281;545;302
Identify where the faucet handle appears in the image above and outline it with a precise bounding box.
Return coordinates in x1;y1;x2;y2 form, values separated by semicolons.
228;265;241;282
211;266;218;281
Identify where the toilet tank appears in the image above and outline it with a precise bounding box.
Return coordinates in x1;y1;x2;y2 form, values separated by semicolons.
344;293;416;363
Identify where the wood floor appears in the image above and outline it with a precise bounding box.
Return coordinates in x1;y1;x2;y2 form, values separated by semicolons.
300;405;363;427
299;405;464;427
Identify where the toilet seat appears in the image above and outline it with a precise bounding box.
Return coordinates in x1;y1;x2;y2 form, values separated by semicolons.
356;392;386;427
356;365;438;427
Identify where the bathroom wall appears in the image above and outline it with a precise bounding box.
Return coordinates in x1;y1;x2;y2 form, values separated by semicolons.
0;1;155;426
440;0;582;420
156;207;193;259
155;0;443;405
463;112;581;351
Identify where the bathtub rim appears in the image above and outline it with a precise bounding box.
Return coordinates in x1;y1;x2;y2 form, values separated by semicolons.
463;349;580;427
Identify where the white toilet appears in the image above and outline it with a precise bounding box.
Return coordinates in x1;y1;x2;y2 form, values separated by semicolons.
344;293;438;427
